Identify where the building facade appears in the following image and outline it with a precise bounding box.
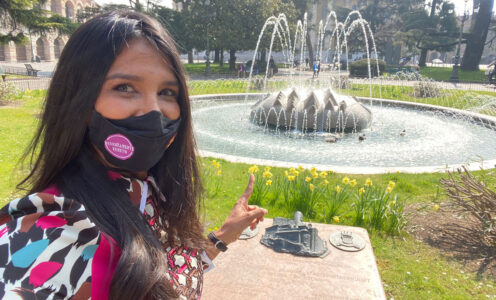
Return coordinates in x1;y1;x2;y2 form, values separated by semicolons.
0;0;97;63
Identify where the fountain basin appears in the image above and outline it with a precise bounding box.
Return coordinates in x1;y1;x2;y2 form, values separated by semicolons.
191;93;496;174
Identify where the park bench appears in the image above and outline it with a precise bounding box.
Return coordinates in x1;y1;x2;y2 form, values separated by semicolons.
24;64;40;77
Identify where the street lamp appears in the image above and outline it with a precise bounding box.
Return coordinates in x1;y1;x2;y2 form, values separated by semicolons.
449;0;469;83
204;0;211;76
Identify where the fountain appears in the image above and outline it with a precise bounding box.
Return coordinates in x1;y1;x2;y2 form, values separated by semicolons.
250;87;372;133
189;11;496;173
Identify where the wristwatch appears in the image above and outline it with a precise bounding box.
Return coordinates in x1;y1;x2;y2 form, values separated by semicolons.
208;232;228;252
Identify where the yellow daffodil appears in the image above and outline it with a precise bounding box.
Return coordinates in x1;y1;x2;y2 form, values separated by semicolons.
217;170;222;176
214;226;218;231
390;200;396;207
248;165;259;173
215;162;221;169
396;170;400;174
333;216;340;223
433;204;439;211
298;165;304;171
293;170;299;176
336;185;342;193
342;176;350;185
266;180;272;186
263;171;273;178
305;177;312;182
284;170;289;176
289;167;296;173
365;178;372;187
211;160;217;166
385;186;393;194
328;170;334;174
264;166;271;171
388;181;396;189
323;179;329;185
311;167;317;173
359;187;365;195
288;175;295;181
350;179;357;187
312;173;319;179
309;183;315;191
320;171;328;178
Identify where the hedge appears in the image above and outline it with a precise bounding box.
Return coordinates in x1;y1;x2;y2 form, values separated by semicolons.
349;59;386;78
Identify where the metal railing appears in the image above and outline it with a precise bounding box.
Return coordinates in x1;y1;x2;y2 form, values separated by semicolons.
8;78;51;91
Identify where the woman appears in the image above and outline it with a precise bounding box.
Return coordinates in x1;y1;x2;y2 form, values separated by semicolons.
0;10;267;299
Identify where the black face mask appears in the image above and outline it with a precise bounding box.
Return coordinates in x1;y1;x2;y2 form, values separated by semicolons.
88;110;181;172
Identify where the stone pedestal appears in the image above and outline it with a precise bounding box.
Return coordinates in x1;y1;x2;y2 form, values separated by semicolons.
202;220;386;300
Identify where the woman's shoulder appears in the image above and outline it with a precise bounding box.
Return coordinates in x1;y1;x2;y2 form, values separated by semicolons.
0;192;101;299
1;191;87;223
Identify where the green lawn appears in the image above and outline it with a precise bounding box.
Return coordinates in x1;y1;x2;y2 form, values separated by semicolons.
1;88;496;299
419;66;487;83
183;62;287;75
184;63;235;75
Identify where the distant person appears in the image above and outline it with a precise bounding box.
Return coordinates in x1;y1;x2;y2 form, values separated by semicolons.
313;60;319;79
305;58;309;67
489;61;496;83
317;59;321;77
253;61;259;75
268;56;275;77
237;63;246;78
35;55;41;63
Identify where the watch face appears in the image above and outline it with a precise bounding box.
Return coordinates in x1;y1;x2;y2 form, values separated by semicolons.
216;241;228;252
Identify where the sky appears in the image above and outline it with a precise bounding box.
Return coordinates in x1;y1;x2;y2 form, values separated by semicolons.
94;0;490;16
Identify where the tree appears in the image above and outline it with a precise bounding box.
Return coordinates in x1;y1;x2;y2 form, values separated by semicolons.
461;0;494;70
359;0;423;64
288;0;318;65
400;0;459;66
153;5;203;64
0;0;78;44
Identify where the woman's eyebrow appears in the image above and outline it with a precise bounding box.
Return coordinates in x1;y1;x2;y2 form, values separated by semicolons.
162;80;179;86
104;74;179;86
105;73;141;81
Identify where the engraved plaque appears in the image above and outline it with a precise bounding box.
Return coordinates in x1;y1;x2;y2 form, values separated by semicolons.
330;231;366;252
238;224;259;240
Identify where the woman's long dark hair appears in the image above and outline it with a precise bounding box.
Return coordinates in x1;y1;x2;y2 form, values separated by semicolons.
17;10;205;299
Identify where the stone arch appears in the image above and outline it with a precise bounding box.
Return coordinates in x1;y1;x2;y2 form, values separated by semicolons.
16;43;28;61
54;37;65;58
36;37;50;60
65;0;75;19
0;44;6;61
51;0;63;15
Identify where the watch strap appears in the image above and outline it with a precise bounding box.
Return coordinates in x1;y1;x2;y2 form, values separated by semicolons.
208;232;228;252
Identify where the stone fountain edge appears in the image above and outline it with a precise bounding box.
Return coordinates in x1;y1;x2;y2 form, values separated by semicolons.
191;93;496;174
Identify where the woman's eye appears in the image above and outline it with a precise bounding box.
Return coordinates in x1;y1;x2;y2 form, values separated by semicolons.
114;84;134;93
159;88;177;97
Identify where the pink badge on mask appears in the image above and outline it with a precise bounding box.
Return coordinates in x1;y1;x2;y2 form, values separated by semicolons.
104;134;135;160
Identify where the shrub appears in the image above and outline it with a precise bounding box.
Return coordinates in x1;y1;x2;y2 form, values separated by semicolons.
330;76;351;89
441;167;496;246
412;80;442;98
349;59;386;78
0;81;20;102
